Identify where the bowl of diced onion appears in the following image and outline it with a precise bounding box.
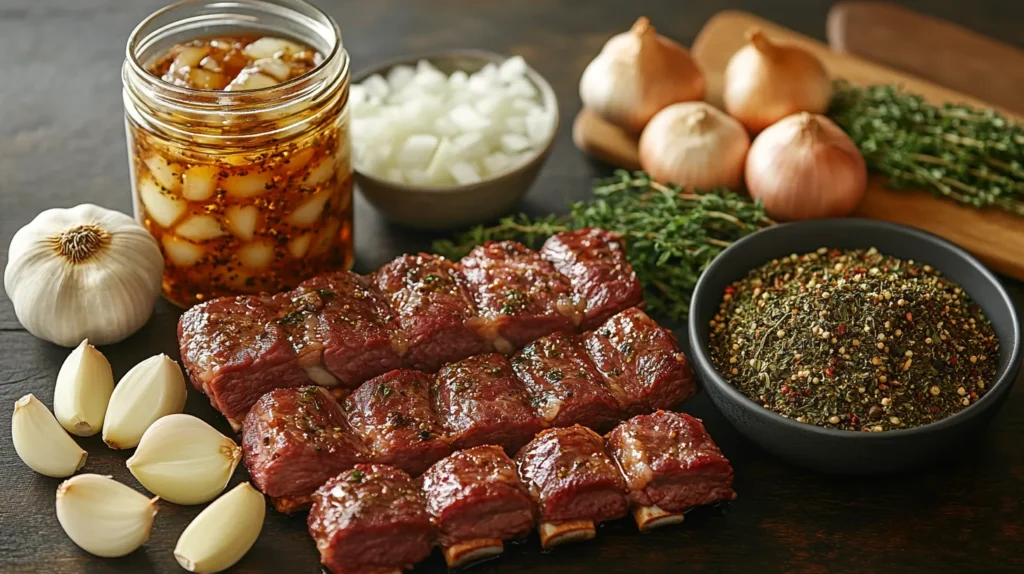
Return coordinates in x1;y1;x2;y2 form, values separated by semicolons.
350;50;559;230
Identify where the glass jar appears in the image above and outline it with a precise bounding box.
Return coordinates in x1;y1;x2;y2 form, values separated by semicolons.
122;0;353;307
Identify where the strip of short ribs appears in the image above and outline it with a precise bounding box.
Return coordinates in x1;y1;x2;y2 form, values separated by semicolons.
515;425;628;549
582;307;698;415
375;253;491;372
606;411;736;531
420;445;535;567
242;386;369;513
179;294;312;430
309;464;435;574
540;229;644;331
458;241;582;352
433;353;546;454
344;369;451;476
511;331;622;431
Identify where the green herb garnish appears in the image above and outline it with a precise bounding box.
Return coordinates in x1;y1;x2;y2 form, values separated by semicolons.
829;80;1024;215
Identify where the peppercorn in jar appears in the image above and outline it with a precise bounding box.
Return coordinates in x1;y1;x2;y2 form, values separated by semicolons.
123;0;353;306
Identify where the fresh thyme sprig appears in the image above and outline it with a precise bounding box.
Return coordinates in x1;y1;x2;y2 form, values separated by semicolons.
828;80;1024;215
433;170;773;322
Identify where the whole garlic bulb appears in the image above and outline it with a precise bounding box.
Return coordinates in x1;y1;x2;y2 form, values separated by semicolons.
4;204;163;347
580;16;705;133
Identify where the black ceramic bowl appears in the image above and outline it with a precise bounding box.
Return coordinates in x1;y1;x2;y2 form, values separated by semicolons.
687;219;1021;475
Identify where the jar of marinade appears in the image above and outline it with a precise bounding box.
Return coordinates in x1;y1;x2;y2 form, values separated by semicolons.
122;0;353;307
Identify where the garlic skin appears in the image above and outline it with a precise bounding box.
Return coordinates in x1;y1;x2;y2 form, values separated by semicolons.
127;414;242;505
639;102;751;190
55;474;158;558
723;29;832;134
53;339;114;436
102;354;188;449
580;16;705;134
4;204;163;347
174;482;266;573
746;113;867;221
12;394;88;478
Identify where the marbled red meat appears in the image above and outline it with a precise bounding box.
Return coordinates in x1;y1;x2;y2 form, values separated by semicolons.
606;411;736;512
179;295;310;429
433;353;546;453
540;229;644;330
242;386;369;513
515;425;628;525
309;464;435;574
511;332;622;431
344;370;451;476
583;308;698;415
292;272;407;387
420;445;535;546
375;253;490;372
458;241;582;352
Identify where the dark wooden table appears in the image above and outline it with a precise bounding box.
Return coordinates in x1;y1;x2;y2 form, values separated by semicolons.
2;1;1022;572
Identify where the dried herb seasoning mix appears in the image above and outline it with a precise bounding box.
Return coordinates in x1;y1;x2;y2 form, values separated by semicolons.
709;247;998;432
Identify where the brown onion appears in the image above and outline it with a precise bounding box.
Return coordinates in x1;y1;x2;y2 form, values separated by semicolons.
723;29;832;134
745;113;867;221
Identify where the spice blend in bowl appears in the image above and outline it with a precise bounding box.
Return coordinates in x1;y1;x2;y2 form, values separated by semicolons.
708;247;999;432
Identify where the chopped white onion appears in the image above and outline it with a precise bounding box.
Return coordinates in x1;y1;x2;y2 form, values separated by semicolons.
352;56;554;187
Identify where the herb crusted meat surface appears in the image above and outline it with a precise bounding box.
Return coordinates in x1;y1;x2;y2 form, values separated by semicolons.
309;464;435;574
420;445;535;546
606;411;736;512
541;228;644;331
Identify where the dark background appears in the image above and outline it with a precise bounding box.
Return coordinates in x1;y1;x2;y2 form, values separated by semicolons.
1;1;1022;573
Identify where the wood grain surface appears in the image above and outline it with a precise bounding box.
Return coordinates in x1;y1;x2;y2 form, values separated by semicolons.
575;10;1024;282
1;1;1022;573
826;1;1024;115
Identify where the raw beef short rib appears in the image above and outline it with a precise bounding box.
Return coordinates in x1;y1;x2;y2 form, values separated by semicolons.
458;241;582;352
541;229;644;330
242;386;369;513
344;369;451;476
433;353;546;454
375;253;490;372
583;307;698;415
309;464;435;574
511;331;622;431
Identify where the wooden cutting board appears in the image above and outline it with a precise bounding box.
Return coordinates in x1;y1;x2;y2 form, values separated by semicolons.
572;10;1024;281
826;2;1024;116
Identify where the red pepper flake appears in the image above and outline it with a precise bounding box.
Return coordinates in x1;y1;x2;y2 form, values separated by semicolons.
950;356;958;364
906;312;913;321
837;324;846;335
878;383;890;391
826;368;835;376
930;406;939;414
724;286;736;294
780;385;790;394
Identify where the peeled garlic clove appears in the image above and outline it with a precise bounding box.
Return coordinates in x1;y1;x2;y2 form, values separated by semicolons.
237;241;275;270
102;354;187;449
53;339;114;436
12;394;87;477
55;474;158;558
287;189;333;227
174;482;266;573
127;414;241;505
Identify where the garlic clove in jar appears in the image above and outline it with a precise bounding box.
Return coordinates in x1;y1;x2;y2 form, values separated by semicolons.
53;339;114;436
12;394;88;478
579;16;706;134
174;482;266;573
55;474;159;558
127;414;242;505
102;354;187;450
3;204;163;347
